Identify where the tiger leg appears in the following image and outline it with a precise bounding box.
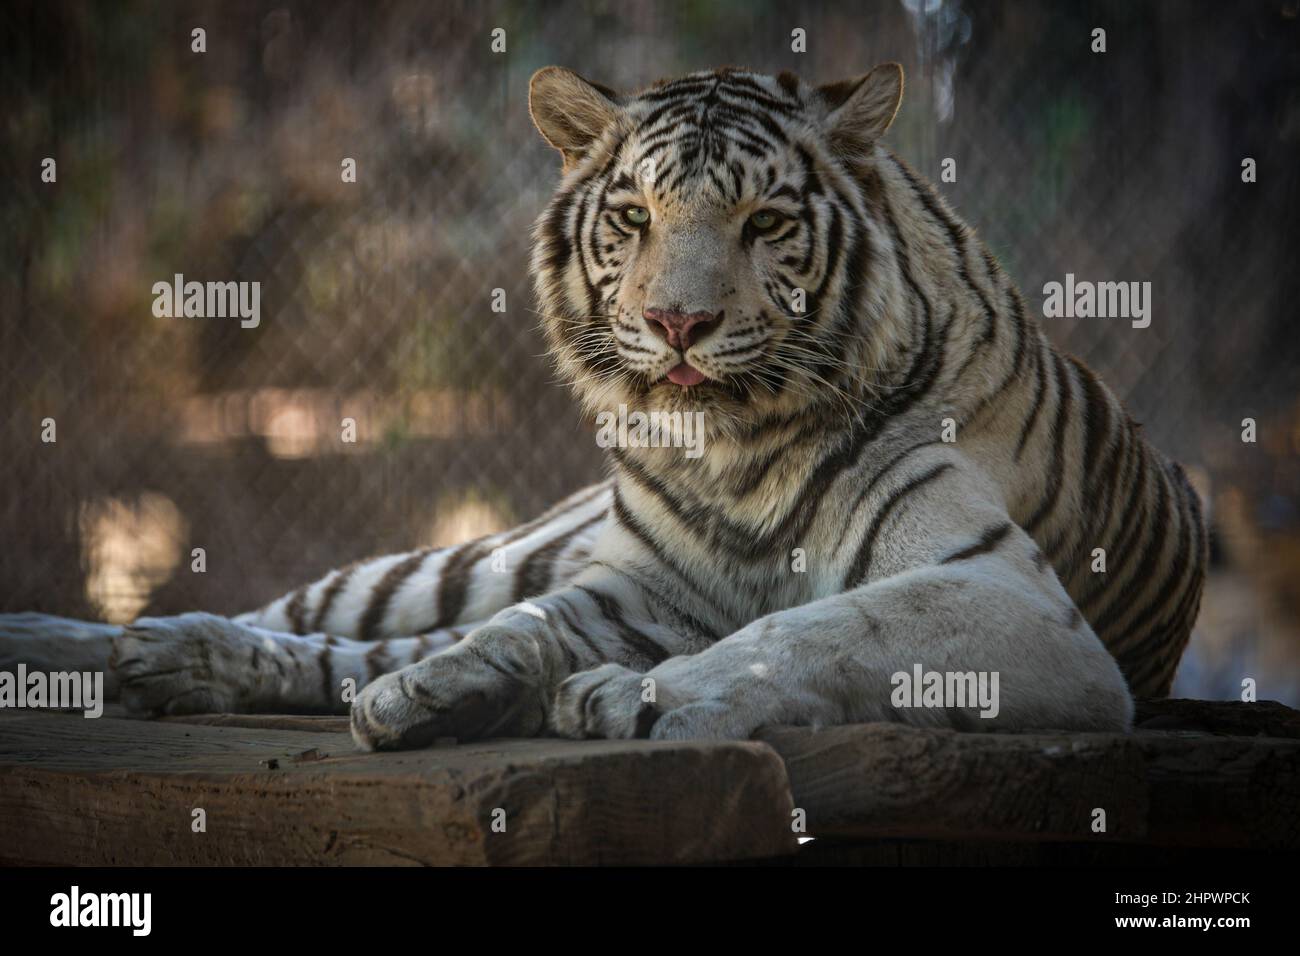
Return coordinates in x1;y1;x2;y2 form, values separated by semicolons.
0;611;483;714
0;613;128;698
349;514;1129;750
350;560;717;750
239;480;611;641
114;614;482;715
560;533;1134;742
0;481;610;714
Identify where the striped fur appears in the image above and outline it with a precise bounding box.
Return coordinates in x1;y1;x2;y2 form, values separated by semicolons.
0;65;1204;749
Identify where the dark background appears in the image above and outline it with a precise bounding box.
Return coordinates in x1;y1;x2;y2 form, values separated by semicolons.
3;0;1298;703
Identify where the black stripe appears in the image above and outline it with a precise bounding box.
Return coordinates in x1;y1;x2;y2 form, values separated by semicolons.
575;585;671;666
742;420;879;555
551;624;582;674
1006;287;1030;377
286;585;310;635
551;597;609;664
1023;350;1075;537
359;548;433;642
1121;651;1166;698
1124;568;1202;695
1073;358;1116;500
1081;447;1152;617
964;281;1031;429
714;74;801;114
512;513;604;601
611;447;715;539
365;641;394;682
1053;358;1120;574
1122;549;1203;696
610;487;724;616
1044;526;1072;567
732;441;791;498
845;463;955;587
587;558;722;643
1015;337;1050;460
573;189;603;317
467;644;528;685
1110;462;1198;657
876;193;947;419
1090;458;1171;636
844;439;942;525
538;186;577;301
812;190;874;386
939;522;1014;564
1097;457;1180;642
538;128;628;319
1075;425;1142;612
639;80;717;108
1091;414;1136;546
434;483;611;629
432;539;486;631
1153;561;1204;693
309;561;359;634
890;153;999;346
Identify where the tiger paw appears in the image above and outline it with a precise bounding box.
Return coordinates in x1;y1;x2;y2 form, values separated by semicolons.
550;663;659;739
350;625;547;751
643;699;758;741
552;661;761;741
116;612;284;716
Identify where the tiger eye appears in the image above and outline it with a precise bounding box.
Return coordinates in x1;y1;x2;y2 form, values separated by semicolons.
750;209;780;231
623;206;650;226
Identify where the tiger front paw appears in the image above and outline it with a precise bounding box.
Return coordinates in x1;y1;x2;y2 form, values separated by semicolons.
350;625;547;751
116;612;283;716
552;660;762;741
550;663;660;739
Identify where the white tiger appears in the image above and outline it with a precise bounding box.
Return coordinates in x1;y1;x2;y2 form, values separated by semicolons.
0;64;1205;751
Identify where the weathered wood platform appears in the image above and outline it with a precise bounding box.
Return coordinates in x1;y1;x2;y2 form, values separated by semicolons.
1;699;1297;865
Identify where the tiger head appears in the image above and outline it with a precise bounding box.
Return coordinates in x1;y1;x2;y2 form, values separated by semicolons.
528;64;910;434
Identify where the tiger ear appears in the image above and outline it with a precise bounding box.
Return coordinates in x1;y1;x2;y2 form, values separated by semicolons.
818;63;904;156
529;67;621;169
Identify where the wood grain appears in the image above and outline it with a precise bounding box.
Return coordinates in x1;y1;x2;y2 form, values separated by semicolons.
3;698;1297;865
759;702;1300;849
0;711;797;865
759;723;1150;843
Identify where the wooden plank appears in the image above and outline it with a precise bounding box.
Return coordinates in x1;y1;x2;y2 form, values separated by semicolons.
760;723;1150;844
0;712;797;866
160;713;352;733
1138;731;1300;849
1133;698;1300;738
5;698;1297;865
760;715;1300;849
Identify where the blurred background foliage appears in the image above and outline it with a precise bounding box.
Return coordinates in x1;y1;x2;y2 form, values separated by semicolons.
2;0;1298;703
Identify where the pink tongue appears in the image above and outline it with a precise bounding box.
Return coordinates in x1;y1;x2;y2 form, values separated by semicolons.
667;363;706;386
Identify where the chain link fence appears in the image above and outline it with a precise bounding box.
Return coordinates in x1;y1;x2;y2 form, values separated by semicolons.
3;0;1298;701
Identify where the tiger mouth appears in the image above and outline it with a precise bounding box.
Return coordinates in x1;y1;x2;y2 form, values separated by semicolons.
665;362;707;387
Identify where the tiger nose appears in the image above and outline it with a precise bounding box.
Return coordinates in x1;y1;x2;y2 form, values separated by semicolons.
642;308;721;351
